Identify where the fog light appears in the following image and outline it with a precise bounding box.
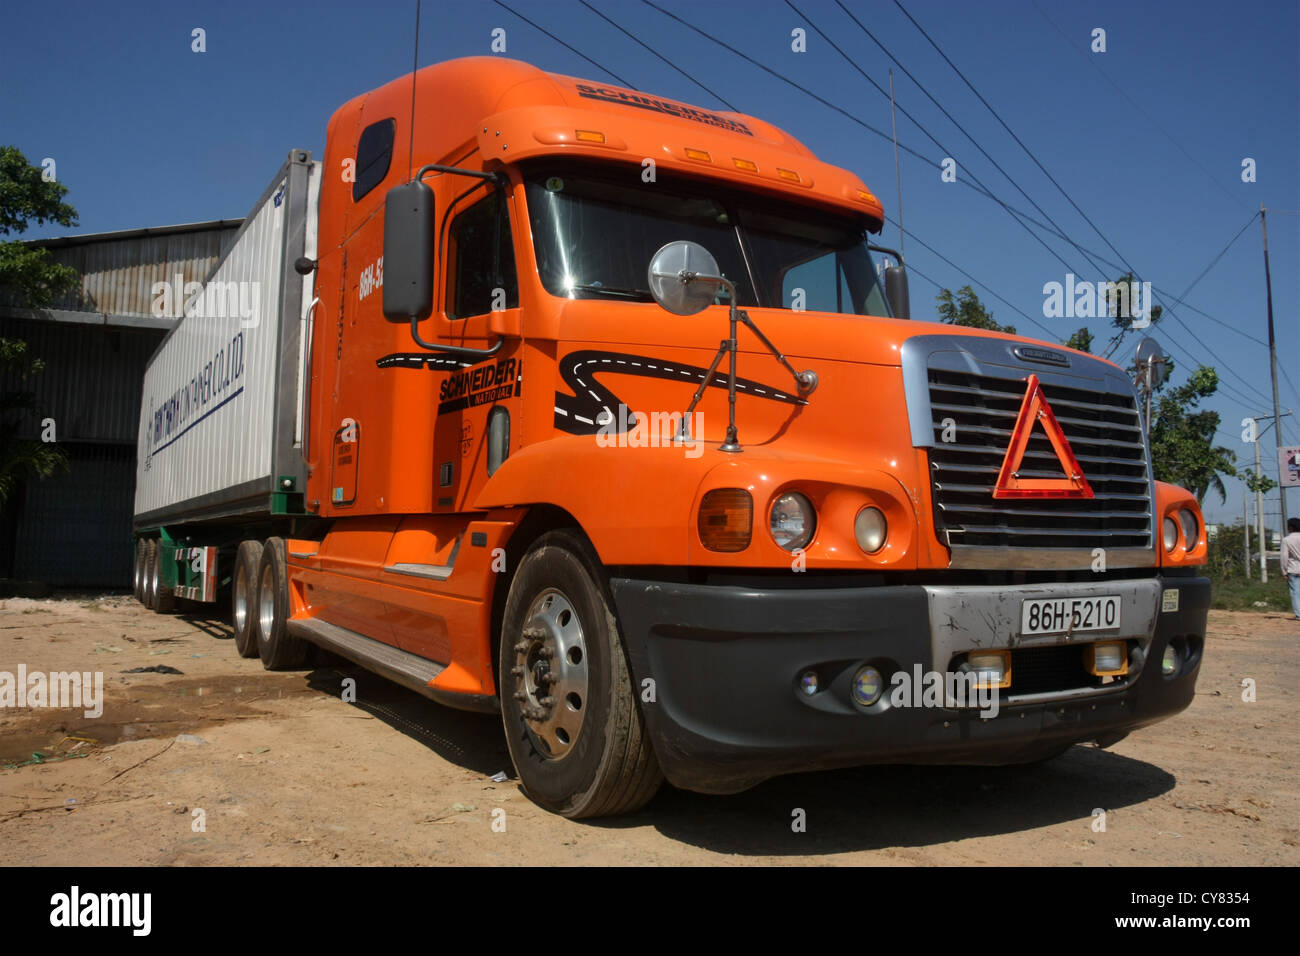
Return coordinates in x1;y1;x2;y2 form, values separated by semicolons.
968;650;1011;689
854;507;887;553
1087;641;1127;676
798;670;819;696
851;666;883;707
1163;516;1179;552
1161;645;1179;676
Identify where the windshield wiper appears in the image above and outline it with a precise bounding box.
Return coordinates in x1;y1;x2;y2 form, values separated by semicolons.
567;284;654;301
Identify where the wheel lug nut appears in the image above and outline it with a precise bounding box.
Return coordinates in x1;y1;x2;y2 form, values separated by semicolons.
510;666;524;676
540;696;555;707
513;691;526;700
513;640;531;653
523;625;548;640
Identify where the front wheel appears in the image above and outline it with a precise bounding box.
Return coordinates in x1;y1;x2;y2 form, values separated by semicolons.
499;530;662;818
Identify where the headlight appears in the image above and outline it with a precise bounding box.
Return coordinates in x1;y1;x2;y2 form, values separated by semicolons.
770;492;815;551
854;507;887;553
1163;516;1179;552
1178;509;1199;549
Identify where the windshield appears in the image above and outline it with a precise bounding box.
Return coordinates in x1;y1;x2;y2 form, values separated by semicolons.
523;162;891;317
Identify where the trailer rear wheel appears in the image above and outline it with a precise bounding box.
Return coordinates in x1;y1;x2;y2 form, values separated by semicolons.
143;539;158;608
149;539;175;613
232;540;263;658
498;529;662;818
255;537;307;669
133;539;147;603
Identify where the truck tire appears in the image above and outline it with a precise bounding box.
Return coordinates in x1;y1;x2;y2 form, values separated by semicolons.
133;539;147;603
143;539;157;608
231;540;263;658
255;537;307;669
498;529;662;818
150;539;176;613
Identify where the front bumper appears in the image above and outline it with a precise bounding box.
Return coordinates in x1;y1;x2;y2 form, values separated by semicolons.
610;574;1209;794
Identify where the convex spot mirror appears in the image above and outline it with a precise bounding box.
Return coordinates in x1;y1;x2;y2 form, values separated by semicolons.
647;240;724;316
1135;336;1169;387
382;180;435;322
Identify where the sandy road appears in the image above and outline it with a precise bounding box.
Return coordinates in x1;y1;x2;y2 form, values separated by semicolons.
0;595;1295;866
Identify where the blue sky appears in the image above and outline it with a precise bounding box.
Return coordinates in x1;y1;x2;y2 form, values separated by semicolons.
3;0;1297;527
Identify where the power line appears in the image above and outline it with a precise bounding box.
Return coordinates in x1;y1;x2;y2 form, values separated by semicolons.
893;0;1142;286
786;0;1109;282
576;0;736;110
1030;0;1252;213
492;0;635;88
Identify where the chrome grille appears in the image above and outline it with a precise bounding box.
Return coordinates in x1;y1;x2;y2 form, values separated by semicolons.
927;367;1152;550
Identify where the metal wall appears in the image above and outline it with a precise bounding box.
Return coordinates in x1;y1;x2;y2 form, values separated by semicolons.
0;220;245;588
10;222;242;317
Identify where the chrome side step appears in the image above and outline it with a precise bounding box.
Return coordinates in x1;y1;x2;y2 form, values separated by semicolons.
285;616;499;714
385;562;453;581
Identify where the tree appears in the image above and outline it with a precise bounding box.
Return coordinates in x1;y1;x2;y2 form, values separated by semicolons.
936;285;1015;334
0;146;80;307
0;146;77;511
1065;327;1093;353
1242;467;1277;496
0;338;65;508
1148;366;1237;504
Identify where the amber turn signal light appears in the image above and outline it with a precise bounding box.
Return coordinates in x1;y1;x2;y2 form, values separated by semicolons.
699;488;753;552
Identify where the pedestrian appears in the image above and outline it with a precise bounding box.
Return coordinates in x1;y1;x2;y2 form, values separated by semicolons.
1284;517;1300;621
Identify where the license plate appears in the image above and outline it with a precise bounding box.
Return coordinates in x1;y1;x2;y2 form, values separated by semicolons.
1020;595;1121;635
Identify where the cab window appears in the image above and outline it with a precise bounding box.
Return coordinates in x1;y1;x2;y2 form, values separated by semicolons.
446;190;519;320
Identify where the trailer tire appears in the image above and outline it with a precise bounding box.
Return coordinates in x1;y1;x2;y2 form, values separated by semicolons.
499;529;662;818
133;539;148;604
232;540;263;658
150;539;175;614
255;537;307;670
143;539;158;609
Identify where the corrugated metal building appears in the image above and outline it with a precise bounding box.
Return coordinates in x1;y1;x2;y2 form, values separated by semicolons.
0;220;241;588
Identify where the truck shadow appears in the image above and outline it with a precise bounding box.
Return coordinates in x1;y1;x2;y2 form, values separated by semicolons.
303;664;511;778
301;659;1175;852
625;748;1176;854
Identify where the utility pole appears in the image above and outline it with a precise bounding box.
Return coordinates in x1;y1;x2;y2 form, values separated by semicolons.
1254;431;1268;582
1248;410;1294;582
1244;489;1251;579
1262;205;1287;534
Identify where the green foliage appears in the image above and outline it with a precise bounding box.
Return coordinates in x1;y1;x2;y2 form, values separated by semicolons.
1242;467;1277;495
1149;366;1236;504
0;336;68;510
1064;327;1093;352
936;285;1015;333
0;148;78;511
0;146;79;308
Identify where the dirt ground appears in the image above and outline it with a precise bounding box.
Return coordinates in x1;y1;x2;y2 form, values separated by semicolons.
0;594;1295;866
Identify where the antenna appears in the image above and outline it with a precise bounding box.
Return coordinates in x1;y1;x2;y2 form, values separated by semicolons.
407;0;422;180
889;68;904;258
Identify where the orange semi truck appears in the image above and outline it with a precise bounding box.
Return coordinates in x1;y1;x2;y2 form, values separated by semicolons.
132;57;1210;818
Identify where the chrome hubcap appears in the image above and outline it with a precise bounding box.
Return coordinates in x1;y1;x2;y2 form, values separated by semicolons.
258;563;276;641
511;589;589;758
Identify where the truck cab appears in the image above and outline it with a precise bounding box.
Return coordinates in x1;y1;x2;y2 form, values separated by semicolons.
224;57;1208;817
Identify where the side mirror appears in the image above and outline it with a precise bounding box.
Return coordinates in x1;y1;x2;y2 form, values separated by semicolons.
885;264;910;320
647;240;724;316
382;181;435;322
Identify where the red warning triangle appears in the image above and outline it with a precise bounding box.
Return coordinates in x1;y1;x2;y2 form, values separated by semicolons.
993;374;1094;499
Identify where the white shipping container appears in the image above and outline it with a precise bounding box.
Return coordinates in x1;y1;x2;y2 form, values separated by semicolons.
134;152;319;527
